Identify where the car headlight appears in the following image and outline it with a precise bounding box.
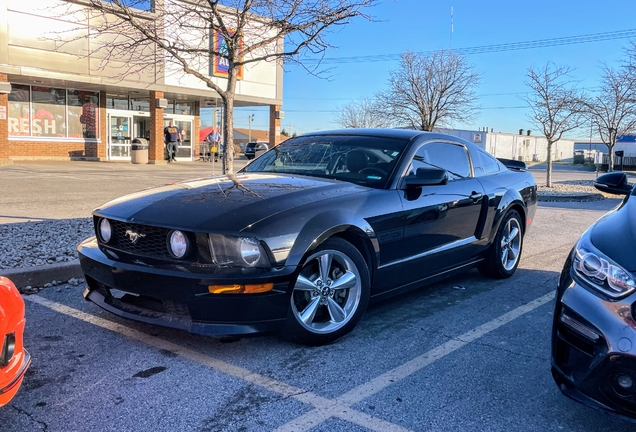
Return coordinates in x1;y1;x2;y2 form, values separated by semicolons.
99;218;112;243
169;230;189;258
208;234;270;268
572;233;636;299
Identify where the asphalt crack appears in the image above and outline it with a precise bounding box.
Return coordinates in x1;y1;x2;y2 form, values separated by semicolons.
445;335;548;361
10;405;49;431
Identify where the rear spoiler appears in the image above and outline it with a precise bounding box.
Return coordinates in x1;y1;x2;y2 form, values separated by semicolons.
497;158;527;171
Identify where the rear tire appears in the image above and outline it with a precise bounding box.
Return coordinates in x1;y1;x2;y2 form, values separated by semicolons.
478;209;523;279
285;238;370;346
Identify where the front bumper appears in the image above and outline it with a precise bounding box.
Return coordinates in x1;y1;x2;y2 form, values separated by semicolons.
0;349;31;406
552;263;636;421
79;237;298;337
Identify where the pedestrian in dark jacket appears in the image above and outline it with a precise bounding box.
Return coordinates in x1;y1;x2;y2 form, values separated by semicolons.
164;120;181;162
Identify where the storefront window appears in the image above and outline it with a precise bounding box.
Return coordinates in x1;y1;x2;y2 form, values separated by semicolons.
8;85;100;139
32;86;66;137
107;96;130;110
130;98;149;111
68;90;100;139
8;84;30;136
167;100;194;115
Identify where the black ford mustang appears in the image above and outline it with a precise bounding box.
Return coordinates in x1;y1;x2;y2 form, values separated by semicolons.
79;129;537;345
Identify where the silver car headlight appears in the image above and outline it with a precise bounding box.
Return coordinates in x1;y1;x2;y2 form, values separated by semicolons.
169;230;189;258
99;218;112;243
572;232;636;299
208;234;270;268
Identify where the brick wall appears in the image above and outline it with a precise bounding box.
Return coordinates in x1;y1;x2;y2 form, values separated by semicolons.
269;105;281;147
8;141;100;159
149;90;166;164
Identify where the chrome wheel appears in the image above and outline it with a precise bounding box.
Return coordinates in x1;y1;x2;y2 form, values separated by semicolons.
291;249;362;335
500;217;522;271
478;209;524;279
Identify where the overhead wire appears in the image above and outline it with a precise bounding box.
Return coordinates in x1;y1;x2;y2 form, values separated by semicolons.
300;28;636;65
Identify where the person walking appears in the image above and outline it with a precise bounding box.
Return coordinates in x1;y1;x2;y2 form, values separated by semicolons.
206;128;221;162
164;120;182;162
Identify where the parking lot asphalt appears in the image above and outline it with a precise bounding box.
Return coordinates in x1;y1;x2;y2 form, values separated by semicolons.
1;160;634;431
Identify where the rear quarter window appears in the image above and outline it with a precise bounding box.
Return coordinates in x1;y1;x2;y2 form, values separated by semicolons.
474;150;501;176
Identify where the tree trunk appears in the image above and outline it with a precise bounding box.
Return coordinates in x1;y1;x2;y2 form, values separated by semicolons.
221;93;235;175
221;67;238;175
607;143;614;172
546;141;553;188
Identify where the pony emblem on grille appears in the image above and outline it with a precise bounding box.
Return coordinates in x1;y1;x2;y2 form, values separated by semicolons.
125;229;146;244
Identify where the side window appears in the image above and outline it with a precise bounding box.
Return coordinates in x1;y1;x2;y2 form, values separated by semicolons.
409;142;471;180
476;150;501;175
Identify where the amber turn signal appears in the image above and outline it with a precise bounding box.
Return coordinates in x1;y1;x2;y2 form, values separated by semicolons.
208;283;274;294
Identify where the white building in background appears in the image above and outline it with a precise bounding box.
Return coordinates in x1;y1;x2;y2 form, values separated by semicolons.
438;128;575;162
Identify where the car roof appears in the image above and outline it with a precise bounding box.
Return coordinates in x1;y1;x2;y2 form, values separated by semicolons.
299;128;477;150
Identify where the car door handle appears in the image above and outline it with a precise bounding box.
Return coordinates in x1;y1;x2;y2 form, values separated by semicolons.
469;191;483;202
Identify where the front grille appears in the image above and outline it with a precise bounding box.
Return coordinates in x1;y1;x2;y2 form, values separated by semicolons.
98;218;194;261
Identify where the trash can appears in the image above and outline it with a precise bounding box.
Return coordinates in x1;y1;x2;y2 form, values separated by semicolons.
131;138;149;164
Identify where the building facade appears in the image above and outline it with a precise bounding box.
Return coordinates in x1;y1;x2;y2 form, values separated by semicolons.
0;0;284;165
440;128;575;162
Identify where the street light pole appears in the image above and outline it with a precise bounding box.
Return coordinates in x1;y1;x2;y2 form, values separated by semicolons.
248;114;254;143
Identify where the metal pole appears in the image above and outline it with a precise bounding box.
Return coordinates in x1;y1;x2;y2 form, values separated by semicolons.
248;114;254;142
589;120;592;164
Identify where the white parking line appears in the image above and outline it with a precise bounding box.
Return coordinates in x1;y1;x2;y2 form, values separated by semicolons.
24;295;411;432
25;291;555;432
274;291;556;432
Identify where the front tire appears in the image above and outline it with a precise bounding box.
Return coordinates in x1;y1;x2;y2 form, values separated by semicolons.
285;238;370;346
479;209;523;279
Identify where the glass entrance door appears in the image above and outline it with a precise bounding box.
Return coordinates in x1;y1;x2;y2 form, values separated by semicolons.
107;113;132;159
164;117;193;161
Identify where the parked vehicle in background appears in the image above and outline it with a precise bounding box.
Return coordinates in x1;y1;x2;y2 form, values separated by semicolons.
78;129;537;345
552;171;636;421
244;142;269;160
0;277;30;407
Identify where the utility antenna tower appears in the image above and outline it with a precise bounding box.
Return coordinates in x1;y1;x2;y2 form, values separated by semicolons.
450;7;454;48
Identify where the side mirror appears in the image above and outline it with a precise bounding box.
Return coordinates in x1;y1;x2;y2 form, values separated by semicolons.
402;167;448;188
594;172;632;195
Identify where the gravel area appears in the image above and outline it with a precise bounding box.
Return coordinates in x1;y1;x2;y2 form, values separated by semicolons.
0;218;93;271
537;179;605;197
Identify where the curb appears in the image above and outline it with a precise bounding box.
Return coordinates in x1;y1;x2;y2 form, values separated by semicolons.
537;193;605;202
0;261;83;289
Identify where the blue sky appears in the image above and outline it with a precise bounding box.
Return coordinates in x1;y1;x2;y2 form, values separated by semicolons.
231;0;636;140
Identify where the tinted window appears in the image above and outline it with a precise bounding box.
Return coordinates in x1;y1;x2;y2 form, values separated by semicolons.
475;149;500;175
408;142;471;180
241;135;408;189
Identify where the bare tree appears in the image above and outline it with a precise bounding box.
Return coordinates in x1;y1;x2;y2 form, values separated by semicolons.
524;63;585;187
336;96;388;128
378;50;480;131
584;64;636;171
52;0;376;174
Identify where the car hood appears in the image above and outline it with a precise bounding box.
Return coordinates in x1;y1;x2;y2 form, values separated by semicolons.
590;196;636;271
95;173;363;232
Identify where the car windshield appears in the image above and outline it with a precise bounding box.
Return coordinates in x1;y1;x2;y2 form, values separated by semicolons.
240;135;408;189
